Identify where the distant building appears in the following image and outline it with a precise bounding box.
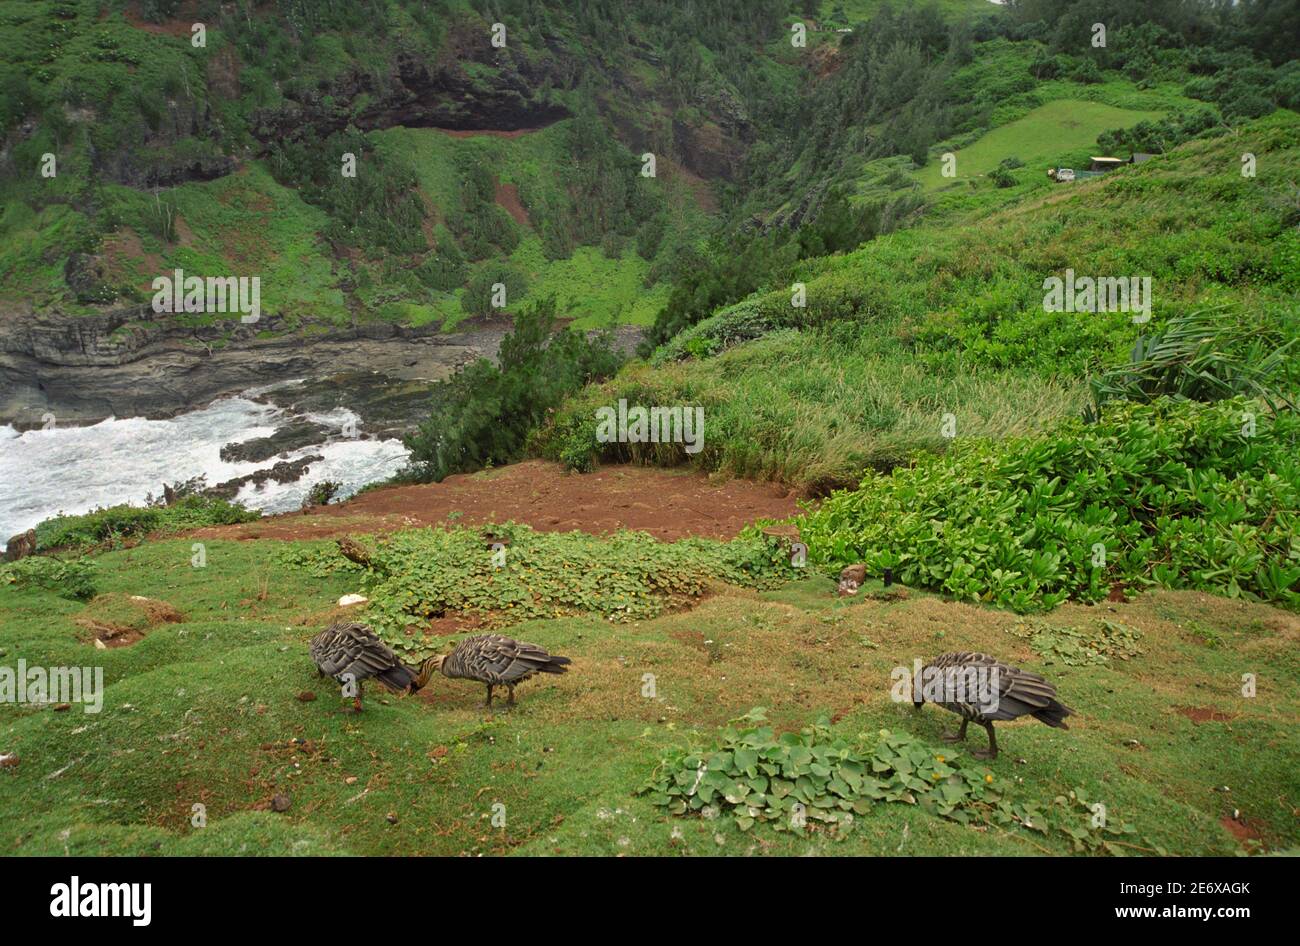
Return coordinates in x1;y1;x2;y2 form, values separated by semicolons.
1089;156;1126;172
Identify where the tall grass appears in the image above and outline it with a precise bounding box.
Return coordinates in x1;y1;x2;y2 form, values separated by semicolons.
537;329;1086;493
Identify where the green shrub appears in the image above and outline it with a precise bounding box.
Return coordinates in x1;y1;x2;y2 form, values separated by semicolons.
1089;306;1298;414
0;556;96;600
653;297;783;363
989;166;1017;188
337;524;798;648
640;709;1009;833
415;246;466;292
798;398;1300;612
460;263;528;318
402;296;624;483
1069;57;1103;84
34;494;258;551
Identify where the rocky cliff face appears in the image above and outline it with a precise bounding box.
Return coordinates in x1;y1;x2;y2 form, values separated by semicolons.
250;47;573;147
0;309;644;429
0;308;492;428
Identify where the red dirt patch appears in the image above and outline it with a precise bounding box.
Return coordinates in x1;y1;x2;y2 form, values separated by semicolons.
190;460;804;543
1220;814;1262;844
114;0;202;36
1175;706;1237;723
663;158;719;213
74;594;183;648
494;181;530;227
423;613;487;638
100;228;164;291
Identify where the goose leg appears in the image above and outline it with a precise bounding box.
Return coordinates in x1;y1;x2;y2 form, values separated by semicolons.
505;684;516;708
942;719;968;743
972;722;998;760
482;684;494;709
353;681;363;713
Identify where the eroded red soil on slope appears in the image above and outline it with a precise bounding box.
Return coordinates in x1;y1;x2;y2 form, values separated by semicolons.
189;460;804;543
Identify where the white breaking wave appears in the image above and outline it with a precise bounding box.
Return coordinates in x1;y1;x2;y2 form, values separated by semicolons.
0;395;409;547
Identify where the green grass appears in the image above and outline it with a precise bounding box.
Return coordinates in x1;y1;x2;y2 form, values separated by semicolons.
2;536;1295;855
509;237;668;328
913;99;1165;191
542;329;1086;490
814;0;994;23
538;111;1300;491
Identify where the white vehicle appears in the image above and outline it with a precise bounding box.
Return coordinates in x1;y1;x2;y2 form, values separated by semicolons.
1052;167;1076;182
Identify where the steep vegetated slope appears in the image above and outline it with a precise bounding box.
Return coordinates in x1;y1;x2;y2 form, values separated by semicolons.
539;113;1300;488
1;0;1299;860
0;0;791;322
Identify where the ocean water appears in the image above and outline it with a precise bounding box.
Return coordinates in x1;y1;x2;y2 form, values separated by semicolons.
0;394;410;548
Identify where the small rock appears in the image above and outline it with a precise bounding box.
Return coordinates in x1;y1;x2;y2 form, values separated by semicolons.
386;813;399;825
53;703;71;712
296;691;316;702
0;753;18;769
337;593;368;607
271;793;292;812
345;776;358;785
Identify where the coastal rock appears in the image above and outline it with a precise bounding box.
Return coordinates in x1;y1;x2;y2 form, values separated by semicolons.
220;421;335;464
2;529;36;562
205;456;324;501
0;309;644;430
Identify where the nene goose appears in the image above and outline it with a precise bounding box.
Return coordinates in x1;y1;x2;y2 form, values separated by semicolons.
309;622;416;711
912;651;1073;759
413;634;571;708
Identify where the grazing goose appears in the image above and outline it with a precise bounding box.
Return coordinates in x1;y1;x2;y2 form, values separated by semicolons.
912;651;1073;759
413;634;571;708
309;622;417;711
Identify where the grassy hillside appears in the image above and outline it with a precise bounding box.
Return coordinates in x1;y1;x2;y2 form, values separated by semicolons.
1;0;1297;862
0;0;786;323
912;98;1166;190
538;110;1300;488
1;533;1295;855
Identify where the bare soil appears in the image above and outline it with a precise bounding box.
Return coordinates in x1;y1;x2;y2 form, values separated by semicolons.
190;460;804;543
494;181;531;226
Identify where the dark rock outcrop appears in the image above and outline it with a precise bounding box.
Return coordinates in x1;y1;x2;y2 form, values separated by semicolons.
0;308;491;428
0;308;644;430
220;421;335;464
3;529;37;562
205;455;324;501
251;49;571;147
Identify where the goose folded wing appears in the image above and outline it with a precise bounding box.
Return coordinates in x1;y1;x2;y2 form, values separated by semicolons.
500;642;557;681
985;668;1058;720
464;637;519;683
328;636;397;679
